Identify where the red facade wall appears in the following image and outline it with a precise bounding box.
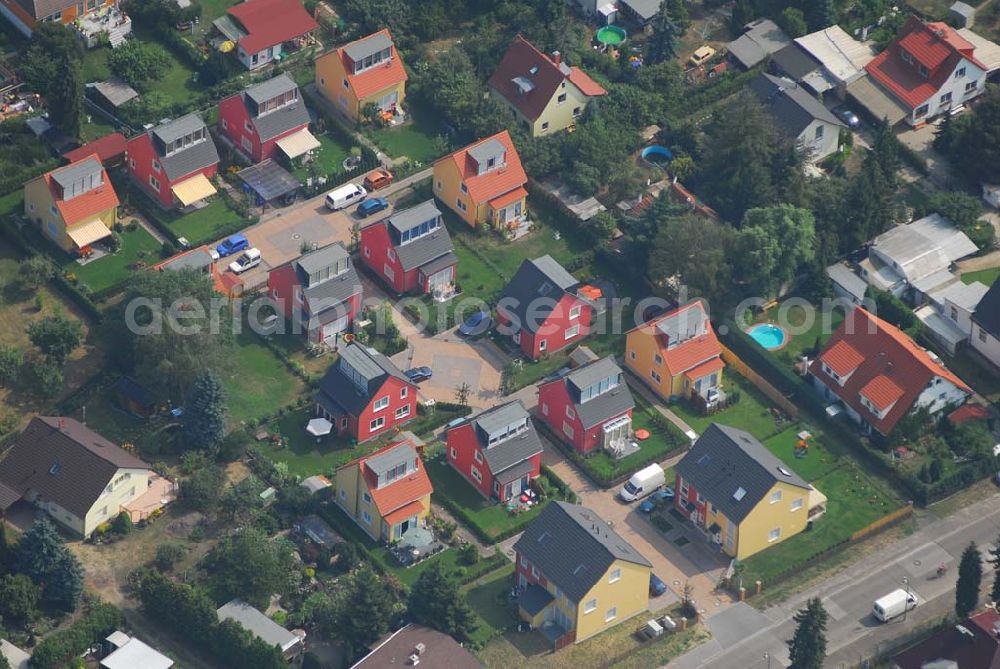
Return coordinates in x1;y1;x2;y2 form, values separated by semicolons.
498;294;591;361
446;424;541;501
537;379;632;454
515;554;550;589
360;223;423;294
266;266;362;341
353;375;417;443
673;472;706;525
126;135;219;209
217;94;307;163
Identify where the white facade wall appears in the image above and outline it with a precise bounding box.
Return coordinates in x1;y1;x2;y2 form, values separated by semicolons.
909;58;986;125
972;325;1000;369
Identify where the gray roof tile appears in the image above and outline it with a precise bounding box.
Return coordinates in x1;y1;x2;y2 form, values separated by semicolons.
974;280;1000;340
513;502;651;603
498;256;579;335
316;343;409;417
749;73;843;137
562;357;634;428
245;73;297;107
343;31;393;63
454;401;544;476
675;424;811;524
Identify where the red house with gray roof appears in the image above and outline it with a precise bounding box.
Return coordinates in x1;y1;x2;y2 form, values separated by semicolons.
864;16;995;126
809;307;971;436
126;114;220;210
217;73;317;163
359;199;457;297
445;401;543;502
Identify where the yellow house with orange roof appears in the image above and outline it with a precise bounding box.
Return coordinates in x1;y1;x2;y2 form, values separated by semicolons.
24;155;119;254
625;301;724;401
315;29;408;124
432;130;528;232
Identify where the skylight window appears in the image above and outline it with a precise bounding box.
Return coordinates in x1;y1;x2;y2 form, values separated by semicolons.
537;531;551;543
49;463;60;476
778;467;792;477
733;487;747;501
529;65;539;75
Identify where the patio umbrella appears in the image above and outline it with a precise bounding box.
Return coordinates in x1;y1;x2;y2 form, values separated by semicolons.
306;417;333;437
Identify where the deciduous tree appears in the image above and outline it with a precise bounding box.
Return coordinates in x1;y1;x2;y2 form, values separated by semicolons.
206;528;297;608
28;315;82;365
735;205;816;296
408;562;476;641
0;573;40;624
0;345;23;388
18;256;53;290
19;24;84;137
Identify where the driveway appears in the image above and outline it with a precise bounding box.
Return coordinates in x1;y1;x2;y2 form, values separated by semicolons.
541;443;734;617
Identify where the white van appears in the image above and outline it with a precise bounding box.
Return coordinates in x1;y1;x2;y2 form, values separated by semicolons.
325;183;367;211
620;463;665;502
872;589;917;623
228;247;261;274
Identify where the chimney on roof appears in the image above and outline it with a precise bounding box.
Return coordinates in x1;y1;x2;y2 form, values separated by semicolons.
59;418;66;431
552;51;561;65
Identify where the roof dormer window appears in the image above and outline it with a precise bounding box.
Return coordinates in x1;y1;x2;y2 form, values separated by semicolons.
901;49;913;64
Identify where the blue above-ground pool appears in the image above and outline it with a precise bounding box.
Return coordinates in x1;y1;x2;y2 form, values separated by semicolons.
641;145;673;166
747;323;787;351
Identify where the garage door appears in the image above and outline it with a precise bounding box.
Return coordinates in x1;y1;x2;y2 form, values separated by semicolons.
321;316;348;342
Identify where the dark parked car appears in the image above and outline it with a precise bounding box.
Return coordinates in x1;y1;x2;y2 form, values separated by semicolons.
650;573;668;597
836;108;861;129
357;196;389;218
458;310;492;337
404;366;433;383
215;234;249;258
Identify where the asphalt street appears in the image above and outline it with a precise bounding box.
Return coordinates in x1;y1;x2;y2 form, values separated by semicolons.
668;490;1000;668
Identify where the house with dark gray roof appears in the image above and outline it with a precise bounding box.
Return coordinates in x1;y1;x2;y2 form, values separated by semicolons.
314;342;417;442
538;356;635;456
359;200;458;297
445;401;543;502
267;242;363;344
126;114;220;210
749;73;845;161
0;417;162;537
513;502;651;645
496;255;594;360
674;424;826;559
217;73;318;164
971;279;1000;371
727;18;792;69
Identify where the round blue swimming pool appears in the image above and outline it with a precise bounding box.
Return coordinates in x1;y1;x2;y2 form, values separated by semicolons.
641;145;673;166
747;323;787;351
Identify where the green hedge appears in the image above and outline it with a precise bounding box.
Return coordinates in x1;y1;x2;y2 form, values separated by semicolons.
30;602;123;669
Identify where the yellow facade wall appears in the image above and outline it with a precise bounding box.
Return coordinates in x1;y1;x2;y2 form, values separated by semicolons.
728;481;812;560
625;329;724;401
433;157;478;227
315;52;406;123
23;176;116;253
82;468;149;536
334;463;430;542
574;560;651;642
492;82;591;137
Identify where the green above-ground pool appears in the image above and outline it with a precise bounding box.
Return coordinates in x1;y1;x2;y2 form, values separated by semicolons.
596;25;627;47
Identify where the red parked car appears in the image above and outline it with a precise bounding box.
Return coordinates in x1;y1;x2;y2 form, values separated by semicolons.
363;168;393;191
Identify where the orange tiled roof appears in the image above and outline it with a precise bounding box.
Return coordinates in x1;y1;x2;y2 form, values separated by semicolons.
353;437;433;518
567;67;607;97
43;155;120;227
332;29;408;101
489;186;528;210
436;130;528;206
383;499;426;525
820;340;865;377
683;356;724;381
809;307;972;435
633;302;723;377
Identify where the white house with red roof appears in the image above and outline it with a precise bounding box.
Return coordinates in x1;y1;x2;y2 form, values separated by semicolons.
214;0;318;71
489;35;606;136
809;307;971;436
864;16;997;126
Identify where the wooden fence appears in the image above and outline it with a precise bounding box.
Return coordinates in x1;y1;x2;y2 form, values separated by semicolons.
851;503;914;542
719;343;800;418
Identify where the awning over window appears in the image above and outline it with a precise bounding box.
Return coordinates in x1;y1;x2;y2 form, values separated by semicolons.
276;128;321;159
171;173;217;207
66;219;112;248
489;186;528;211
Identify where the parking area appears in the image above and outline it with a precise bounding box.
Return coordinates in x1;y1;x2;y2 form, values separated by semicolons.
539;446;735;618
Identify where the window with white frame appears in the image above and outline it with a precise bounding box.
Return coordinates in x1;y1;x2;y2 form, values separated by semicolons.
584;598;597;613
362;492;371;504
651;369;662;383
541;403;549;416
768;527;781;542
566;406;575;419
609;568;621;583
362;511;372;524
770;490;782;504
565;325;580;340
563;422;575;439
384;264;395;280
539;339;547;352
791;498;803;511
474;450;483;464
370;416;385;431
395;405;410;420
471;466;482;482
605;607;617;622
966;80;978;93
569;305;581;319
400;387;408;399
374;395;389;411
450;447;457;459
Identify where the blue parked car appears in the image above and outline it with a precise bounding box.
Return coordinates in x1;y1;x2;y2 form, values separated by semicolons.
639;487;675;513
650;573;668;597
404;366;433;383
357;196;389;218
215;234;249;258
458;310;492;337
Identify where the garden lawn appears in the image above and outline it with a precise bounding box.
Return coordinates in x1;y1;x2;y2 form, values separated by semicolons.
291;132;352;182
223;331;306;424
424;455;552;541
671;373;785;440
62;224;160;294
464;565;517;647
159;198;247;247
742;465;902;585
756;301;843;363
80;115;116;142
762;428;843;482
369;105;444;164
962;266;1000;287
